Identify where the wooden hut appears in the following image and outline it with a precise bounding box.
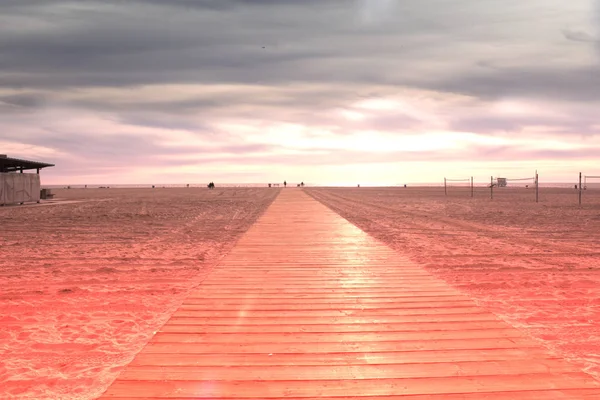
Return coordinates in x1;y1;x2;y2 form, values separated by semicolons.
0;155;55;205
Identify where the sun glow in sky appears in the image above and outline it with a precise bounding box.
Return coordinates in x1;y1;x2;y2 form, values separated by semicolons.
2;1;600;185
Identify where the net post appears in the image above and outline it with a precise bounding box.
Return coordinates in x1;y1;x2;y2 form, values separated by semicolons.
579;172;582;206
444;178;447;196
490;176;493;200
471;176;474;198
535;171;539;203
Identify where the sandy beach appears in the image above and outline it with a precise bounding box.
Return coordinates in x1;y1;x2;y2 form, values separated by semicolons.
2;185;600;399
0;187;278;399
307;186;600;380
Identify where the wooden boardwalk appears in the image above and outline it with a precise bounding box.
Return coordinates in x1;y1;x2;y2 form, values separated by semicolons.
100;190;600;399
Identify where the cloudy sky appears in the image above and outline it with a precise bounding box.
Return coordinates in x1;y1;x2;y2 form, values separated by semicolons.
1;0;599;185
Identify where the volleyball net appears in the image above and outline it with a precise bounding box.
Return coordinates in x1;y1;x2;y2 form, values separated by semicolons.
491;172;539;202
504;176;537;186
577;174;600;205
444;177;473;197
584;175;600;189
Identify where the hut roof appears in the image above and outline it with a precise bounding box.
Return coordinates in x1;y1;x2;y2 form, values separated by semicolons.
0;155;55;173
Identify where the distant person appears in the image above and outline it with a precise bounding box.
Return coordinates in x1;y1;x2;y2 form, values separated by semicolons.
268;183;272;188
300;182;304;187
404;184;407;188
284;180;287;187
358;184;360;187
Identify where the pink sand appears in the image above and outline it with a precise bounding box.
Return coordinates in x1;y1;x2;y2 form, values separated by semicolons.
0;187;278;399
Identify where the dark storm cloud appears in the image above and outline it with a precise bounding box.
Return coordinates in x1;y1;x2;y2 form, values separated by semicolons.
136;144;600;168
0;93;47;108
1;0;597;103
562;29;598;43
429;65;600;103
2;0;600;183
130;0;333;9
449;114;600;136
115;114;213;133
3;127;274;161
0;0;584;96
3;129;180;160
64;87;357;115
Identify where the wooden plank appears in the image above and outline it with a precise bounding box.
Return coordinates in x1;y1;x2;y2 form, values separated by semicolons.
171;307;485;318
214;268;428;271
160;320;511;333
118;359;581;381
167;314;499;325
101;373;600;398
211;265;429;268
199;282;450;287
207;274;432;278
181;296;473;305
129;348;558;367
143;337;539;354
187;288;461;294
211;262;425;266
151;329;522;344
205;272;435;276
197;284;452;290
184;293;465;299
101;389;600;400
179;300;477;310
206;272;432;277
